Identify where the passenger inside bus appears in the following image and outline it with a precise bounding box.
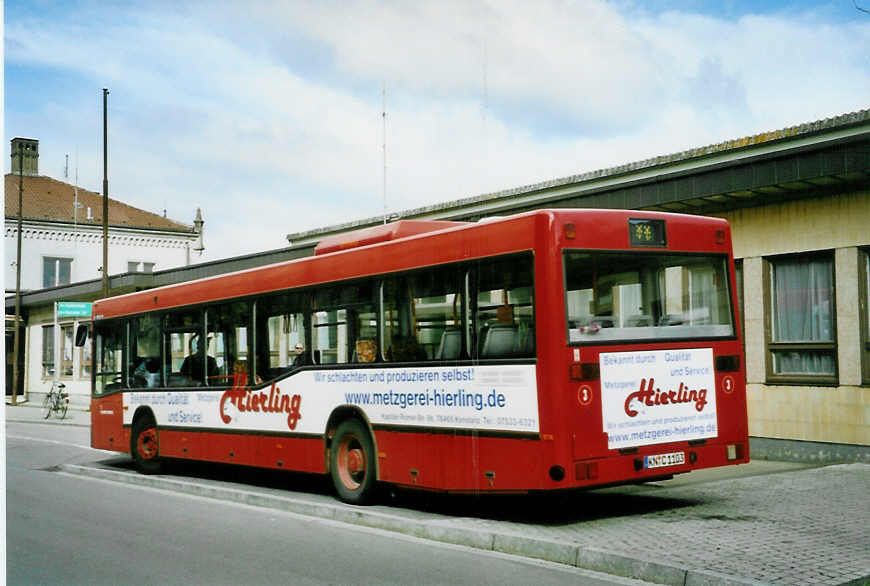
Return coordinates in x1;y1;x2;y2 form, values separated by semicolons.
180;335;219;385
292;343;309;367
132;357;161;388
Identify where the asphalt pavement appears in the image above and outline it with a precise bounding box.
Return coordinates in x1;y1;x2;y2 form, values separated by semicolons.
5;400;870;586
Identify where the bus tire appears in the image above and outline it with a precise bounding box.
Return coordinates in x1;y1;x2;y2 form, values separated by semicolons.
330;419;376;505
131;416;163;474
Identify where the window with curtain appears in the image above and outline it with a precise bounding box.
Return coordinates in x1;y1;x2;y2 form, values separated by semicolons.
60;325;74;377
42;325;55;378
861;249;870;385
768;253;836;382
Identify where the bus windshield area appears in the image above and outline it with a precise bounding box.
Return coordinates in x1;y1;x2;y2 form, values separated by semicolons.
565;251;734;343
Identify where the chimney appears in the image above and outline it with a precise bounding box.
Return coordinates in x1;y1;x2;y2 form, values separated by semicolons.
193;207;205;256
10;138;39;176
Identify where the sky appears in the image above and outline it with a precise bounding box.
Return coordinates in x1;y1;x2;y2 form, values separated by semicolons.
4;0;870;261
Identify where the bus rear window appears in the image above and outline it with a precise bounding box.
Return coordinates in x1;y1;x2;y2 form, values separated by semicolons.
565;251;734;343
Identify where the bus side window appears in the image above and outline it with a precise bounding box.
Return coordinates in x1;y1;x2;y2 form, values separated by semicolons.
163;309;203;387
257;293;308;383
94;319;125;395
384;265;465;363
473;254;535;359
313;281;378;364
206;301;252;386
129;314;162;388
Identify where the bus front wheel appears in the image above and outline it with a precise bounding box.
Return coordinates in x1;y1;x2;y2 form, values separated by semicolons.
330;419;376;505
131;417;163;474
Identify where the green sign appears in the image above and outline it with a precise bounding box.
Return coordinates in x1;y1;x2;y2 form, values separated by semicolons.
57;302;93;318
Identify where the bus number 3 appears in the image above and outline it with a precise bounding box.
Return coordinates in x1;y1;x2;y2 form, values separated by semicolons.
578;385;593;406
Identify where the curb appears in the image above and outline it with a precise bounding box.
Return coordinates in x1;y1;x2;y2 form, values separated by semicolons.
59;463;765;586
5;415;90;428
5;403;91;428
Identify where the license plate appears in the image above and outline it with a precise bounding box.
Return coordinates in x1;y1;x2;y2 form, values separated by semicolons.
644;451;685;469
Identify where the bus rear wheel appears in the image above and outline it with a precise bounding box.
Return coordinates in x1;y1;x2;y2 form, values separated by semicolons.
330;419;376;505
131;417;163;474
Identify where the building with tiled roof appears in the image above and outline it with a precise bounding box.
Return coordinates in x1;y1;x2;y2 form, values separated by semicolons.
5;137;203;403
5;137;202;294
3;173;192;232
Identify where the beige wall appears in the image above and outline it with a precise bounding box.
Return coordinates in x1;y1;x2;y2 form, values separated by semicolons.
717;191;870;446
725;192;870;259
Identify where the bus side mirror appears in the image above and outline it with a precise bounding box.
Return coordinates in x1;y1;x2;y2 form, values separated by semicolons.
75;324;90;347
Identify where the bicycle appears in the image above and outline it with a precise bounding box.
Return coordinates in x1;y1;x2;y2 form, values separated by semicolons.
42;378;69;420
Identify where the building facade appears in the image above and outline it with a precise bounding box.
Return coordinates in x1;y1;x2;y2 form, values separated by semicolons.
5;137;203;404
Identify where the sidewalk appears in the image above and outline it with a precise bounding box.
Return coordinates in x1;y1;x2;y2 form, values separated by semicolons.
4;400;91;427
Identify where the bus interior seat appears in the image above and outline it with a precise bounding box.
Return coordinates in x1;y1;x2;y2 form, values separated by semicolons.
659;314;684;326
516;322;535;356
626;314;653;327
480;323;518;358
168;373;200;387
435;328;462;360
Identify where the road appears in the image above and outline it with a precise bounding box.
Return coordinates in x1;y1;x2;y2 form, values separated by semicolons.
5;421;647;586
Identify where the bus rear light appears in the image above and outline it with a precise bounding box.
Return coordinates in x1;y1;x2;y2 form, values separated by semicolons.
549;465;566;482
716;355;740;372
570;363;600;381
564;223;576;239
575;461;599;481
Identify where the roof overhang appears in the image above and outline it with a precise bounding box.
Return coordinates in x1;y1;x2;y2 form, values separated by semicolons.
286;109;870;245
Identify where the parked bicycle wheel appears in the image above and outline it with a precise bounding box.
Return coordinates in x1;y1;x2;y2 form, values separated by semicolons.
58;395;68;419
42;392;53;419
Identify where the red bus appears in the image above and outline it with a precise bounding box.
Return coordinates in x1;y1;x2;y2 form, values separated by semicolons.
89;209;748;504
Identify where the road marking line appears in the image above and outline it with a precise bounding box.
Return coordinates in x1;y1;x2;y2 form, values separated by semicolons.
7;434;117;454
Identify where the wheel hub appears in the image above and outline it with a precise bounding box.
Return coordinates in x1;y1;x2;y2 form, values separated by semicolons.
347;448;365;475
138;429;158;459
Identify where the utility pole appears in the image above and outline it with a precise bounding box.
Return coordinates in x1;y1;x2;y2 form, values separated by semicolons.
101;88;110;298
11;141;25;405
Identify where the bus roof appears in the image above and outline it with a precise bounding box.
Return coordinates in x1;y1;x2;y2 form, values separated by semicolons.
92;209;730;320
314;219;465;255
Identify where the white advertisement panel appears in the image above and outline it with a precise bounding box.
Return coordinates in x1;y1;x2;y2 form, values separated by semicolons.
600;348;718;449
124;364;539;435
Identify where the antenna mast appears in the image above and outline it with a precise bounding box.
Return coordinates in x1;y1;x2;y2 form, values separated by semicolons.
74;149;80;232
382;81;387;224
